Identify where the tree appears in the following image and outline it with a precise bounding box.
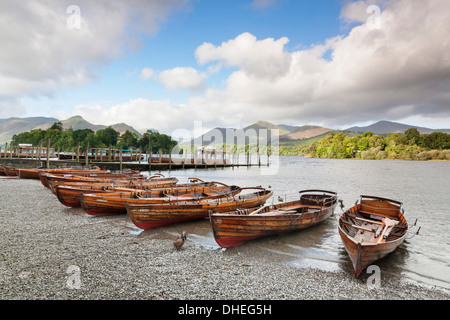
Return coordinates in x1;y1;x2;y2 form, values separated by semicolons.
404;128;420;145
137;130;178;154
118;130;138;149
72;129;95;148
420;132;450;150
369;134;385;149
96;127;120;147
50;121;63;131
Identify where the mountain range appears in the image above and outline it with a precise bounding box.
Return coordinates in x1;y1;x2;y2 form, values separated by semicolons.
189;120;450;146
0;115;141;144
345;120;450;134
0;116;449;145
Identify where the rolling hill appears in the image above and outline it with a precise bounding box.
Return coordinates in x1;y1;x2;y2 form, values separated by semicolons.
345;120;450;134
0;115;142;144
188;121;299;146
0;116;59;144
280;125;334;141
188;121;332;146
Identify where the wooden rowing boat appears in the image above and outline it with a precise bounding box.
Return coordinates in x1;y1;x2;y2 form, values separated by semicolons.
38;169;110;188
126;188;273;230
210;190;338;248
338;195;409;278
47;175;178;194
81;183;242;216
55;180;230;208
40;171;143;189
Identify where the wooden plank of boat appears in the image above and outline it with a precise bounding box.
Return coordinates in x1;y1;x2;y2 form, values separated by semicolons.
55;181;235;208
17;168;41;179
337;195;409;278
3;167;17;176
126;188;273;230
210;190;338;248
81;184;242;216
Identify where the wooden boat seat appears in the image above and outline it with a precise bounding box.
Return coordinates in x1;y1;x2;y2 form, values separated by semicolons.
260;209;297;215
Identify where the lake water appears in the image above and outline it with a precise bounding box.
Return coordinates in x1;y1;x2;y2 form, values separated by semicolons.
140;156;450;290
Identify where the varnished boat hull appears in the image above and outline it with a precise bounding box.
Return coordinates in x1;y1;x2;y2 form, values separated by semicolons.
128;205;209;229
127;190;273;229
212;207;335;248
81;186;242;216
338;227;405;277
338;195;409;277
59;182;226;208
38;169;110;188
17;168;40;179
211;190;338;248
42;172;143;188
56;186;114;207
3;167;17;176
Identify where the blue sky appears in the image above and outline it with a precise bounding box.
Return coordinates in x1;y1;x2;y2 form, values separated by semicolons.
24;0;344;111
2;0;450;134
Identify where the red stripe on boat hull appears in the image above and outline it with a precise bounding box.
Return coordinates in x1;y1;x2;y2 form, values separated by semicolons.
214;236;261;248
133;215;208;230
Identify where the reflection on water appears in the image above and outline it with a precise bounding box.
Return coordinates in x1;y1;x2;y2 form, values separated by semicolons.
133;157;450;290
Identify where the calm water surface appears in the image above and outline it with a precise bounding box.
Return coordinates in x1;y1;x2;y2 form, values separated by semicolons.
138;156;450;290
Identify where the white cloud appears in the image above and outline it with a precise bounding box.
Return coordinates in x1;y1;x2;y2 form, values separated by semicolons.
139;68;155;80
156;67;207;91
340;0;385;24
69;0;450;133
191;0;450;128
0;0;188;116
6;0;450;133
195;32;292;78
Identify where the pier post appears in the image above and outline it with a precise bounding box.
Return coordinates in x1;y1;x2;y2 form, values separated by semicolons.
46;138;50;169
85;142;89;166
119;149;123;171
148;146;152;172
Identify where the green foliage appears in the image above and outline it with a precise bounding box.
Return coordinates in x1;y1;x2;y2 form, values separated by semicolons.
138;130;178;154
10;123;178;153
305;129;450;161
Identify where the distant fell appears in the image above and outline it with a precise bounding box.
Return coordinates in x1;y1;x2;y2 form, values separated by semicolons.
35;115;142;137
280;125;333;141
345;120;450;134
243;120;293;136
0;116;59;144
0;115;142;144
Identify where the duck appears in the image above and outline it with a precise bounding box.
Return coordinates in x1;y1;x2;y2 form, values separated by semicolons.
173;231;188;250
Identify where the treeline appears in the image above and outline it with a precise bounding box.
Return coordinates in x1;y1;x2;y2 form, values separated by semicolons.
300;128;450;160
11;122;178;153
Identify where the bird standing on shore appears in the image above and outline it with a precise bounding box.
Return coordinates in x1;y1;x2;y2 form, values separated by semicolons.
173;231;187;250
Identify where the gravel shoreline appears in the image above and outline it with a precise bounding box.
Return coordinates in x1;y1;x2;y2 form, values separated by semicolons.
0;178;448;300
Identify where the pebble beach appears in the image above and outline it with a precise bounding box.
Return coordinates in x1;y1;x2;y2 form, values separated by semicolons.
1;178;448;301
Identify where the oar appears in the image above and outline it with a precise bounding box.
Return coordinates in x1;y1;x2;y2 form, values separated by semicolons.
249;205;269;215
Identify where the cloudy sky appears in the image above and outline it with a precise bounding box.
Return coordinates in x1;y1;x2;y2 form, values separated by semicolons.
1;0;449;135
